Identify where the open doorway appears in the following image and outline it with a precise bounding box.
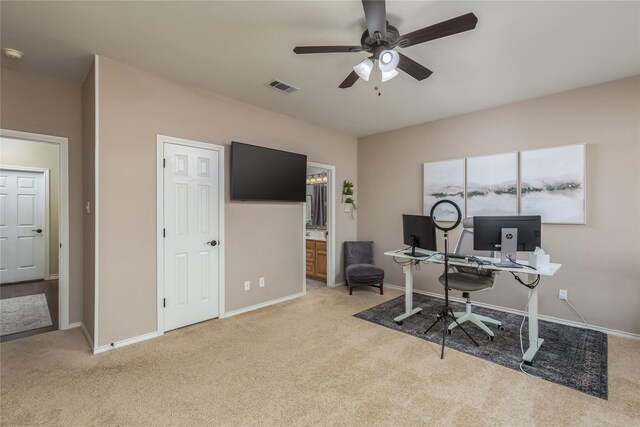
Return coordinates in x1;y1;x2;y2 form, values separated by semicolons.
0;134;63;342
305;162;335;291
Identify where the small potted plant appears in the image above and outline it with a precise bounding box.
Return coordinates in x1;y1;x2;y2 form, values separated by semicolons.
342;180;354;197
342;180;357;217
344;197;357;211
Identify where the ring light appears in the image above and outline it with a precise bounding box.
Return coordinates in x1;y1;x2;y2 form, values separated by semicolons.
424;198;478;358
429;199;462;232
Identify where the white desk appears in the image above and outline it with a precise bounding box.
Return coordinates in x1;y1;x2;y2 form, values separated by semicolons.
383;249;562;364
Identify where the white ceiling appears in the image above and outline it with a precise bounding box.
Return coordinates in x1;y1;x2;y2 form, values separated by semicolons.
2;1;639;137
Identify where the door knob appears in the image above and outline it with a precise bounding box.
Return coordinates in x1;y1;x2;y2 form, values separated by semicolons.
207;240;218;247
32;229;43;234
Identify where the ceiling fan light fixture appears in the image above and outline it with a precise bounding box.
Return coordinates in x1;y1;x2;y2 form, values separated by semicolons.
381;68;399;82
353;58;374;81
2;48;23;60
378;49;399;72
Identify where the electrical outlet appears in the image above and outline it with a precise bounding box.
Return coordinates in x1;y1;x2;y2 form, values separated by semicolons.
559;289;568;300
259;277;265;288
244;280;250;291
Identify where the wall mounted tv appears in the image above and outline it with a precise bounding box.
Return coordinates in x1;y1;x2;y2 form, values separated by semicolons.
230;141;307;202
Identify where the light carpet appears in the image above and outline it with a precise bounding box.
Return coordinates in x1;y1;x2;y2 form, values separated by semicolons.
1;286;639;426
0;293;52;336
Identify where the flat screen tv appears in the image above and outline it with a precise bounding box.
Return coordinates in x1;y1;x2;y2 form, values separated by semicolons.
231;141;307;202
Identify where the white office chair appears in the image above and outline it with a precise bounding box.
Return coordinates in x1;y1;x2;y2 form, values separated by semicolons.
441;218;503;340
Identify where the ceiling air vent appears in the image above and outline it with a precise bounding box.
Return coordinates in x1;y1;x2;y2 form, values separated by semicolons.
265;79;299;94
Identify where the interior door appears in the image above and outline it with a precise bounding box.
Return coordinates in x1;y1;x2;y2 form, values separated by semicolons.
163;143;220;331
0;169;46;283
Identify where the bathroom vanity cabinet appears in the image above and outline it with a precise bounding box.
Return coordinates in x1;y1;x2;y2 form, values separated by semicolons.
306;239;327;281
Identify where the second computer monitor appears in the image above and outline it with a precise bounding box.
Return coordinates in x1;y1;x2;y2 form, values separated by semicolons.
473;215;541;267
402;214;437;257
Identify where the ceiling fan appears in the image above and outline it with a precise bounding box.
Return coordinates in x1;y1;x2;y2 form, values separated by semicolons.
293;0;478;88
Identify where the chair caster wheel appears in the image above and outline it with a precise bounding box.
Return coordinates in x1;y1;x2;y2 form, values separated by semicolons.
488;335;495;341
447;329;452;335
498;326;505;331
395;321;403;326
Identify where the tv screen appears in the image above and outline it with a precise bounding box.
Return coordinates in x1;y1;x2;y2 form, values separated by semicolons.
231;141;307;202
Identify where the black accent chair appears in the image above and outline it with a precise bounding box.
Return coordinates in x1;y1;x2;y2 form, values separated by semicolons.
344;241;384;295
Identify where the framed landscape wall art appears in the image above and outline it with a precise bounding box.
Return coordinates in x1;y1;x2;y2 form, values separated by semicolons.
520;144;586;224
423;158;465;221
466;152;518;216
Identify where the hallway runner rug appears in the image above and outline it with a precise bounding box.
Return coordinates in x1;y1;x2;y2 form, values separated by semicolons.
0;293;53;336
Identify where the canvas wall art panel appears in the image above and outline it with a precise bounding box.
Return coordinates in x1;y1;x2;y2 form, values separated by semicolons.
520;144;585;224
467;152;518;216
423;158;465;221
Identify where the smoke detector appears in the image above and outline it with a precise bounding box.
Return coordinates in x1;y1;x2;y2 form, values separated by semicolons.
2;48;23;60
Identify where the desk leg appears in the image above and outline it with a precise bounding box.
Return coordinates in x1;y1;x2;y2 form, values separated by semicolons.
393;263;422;323
523;273;544;365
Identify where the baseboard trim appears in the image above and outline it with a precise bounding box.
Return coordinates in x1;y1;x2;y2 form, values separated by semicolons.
47;274;59;280
384;283;640;340
222;291;306;319
93;331;160;354
80;322;94;352
66;321;81;329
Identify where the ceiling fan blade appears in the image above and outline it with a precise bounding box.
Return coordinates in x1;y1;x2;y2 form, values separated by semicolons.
293;46;363;54
362;0;387;37
339;70;360;89
398;12;478;48
397;53;433;81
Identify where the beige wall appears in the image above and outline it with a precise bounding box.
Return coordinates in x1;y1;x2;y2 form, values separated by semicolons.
82;62;96;344
0;66;84;323
96;58;357;346
358;75;640;335
0;138;59;275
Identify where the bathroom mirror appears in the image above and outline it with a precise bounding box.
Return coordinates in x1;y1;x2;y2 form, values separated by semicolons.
306;173;327;228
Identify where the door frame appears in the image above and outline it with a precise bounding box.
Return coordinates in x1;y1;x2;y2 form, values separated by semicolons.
0;165;50;281
0;129;70;329
304;162;336;290
156;135;225;335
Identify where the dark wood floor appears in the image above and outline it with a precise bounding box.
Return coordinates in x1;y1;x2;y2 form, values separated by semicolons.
0;279;58;342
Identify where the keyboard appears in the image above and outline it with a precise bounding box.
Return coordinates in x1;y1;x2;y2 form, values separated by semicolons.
446;253;468;260
444;253;493;266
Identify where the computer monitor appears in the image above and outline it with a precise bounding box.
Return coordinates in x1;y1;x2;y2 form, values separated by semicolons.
402;214;437;257
473;215;541;267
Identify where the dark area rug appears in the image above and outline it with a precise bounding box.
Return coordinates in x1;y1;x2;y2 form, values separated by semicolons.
354;293;608;399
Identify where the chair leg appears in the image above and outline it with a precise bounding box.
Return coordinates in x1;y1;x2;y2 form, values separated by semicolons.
349;285;353;295
476;314;502;326
379;281;384;295
469;316;495;337
447;312;471;331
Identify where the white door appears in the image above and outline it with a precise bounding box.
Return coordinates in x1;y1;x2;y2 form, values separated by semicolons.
163;143;220;331
0;169;46;283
